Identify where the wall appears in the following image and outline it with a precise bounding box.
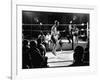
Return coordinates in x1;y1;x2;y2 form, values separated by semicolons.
0;0;99;80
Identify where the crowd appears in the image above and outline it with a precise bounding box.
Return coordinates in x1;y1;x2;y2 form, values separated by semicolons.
22;38;48;69
22;32;89;68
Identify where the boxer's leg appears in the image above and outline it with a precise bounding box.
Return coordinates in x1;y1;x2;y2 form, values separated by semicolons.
52;43;56;56
52;39;57;56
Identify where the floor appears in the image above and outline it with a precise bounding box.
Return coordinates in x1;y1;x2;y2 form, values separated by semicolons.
45;39;87;68
46;50;74;67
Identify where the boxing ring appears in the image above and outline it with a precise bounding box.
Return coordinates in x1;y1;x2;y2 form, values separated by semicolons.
46;39;87;67
22;23;89;67
46;50;74;67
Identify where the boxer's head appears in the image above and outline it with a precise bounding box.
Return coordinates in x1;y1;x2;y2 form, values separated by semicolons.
54;20;59;26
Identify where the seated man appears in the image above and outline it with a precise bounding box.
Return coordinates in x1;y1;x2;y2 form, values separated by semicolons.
83;43;89;65
38;31;45;44
37;38;46;57
29;40;48;68
45;33;51;49
69;46;85;66
30;41;48;68
22;40;30;69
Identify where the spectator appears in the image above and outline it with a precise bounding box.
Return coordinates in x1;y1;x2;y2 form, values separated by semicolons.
30;40;48;68
83;43;89;65
70;46;85;66
45;33;51;49
38;31;45;43
22;40;30;69
37;38;48;67
37;38;46;56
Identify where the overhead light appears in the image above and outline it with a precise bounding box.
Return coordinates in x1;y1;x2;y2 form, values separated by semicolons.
40;22;43;25
70;21;72;24
81;23;84;26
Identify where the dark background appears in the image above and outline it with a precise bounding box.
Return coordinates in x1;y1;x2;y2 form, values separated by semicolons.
22;11;89;40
